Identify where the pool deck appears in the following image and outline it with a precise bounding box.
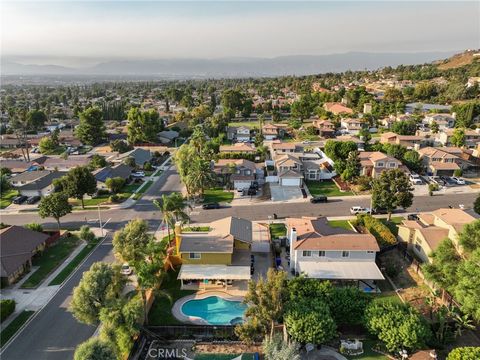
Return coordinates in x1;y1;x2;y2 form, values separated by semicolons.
172;291;246;325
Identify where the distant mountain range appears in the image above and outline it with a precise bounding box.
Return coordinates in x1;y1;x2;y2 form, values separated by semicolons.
1;51;459;78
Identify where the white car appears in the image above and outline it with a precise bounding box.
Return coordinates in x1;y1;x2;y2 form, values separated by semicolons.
350;206;371;215
409;174;422;185
132;171;145;177
120;263;133;276
451;177;465;185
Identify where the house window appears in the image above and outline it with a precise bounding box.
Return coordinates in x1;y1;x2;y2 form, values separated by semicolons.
388;162;396;168
245;170;251;175
318;251;326;257
189;253;201;259
302;251;312;257
367;250;374;254
308;171;316;180
342;251;350;258
414;242;422;252
377;162;384;168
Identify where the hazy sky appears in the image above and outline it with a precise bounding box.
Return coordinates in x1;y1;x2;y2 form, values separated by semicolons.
2;1;479;66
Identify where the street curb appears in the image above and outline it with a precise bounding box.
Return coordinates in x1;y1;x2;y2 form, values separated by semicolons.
0;233;108;355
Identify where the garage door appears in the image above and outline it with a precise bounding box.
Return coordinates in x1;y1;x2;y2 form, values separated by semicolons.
281;178;301;187
234;181;252;190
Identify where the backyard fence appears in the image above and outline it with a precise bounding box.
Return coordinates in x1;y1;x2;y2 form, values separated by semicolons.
146;325;238;341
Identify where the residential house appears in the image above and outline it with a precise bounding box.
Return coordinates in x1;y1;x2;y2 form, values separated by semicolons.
416;147;461;176
0;160;39;174
276;154;304;186
323;102;354;115
10;170;53;187
271;141;296;154
398;208;476;263
380;132;429;149
226;126;251;142
219;142;256;154
175;217;270;290
340;118;364;135
262;123;284;140
359;152;405;178
287;217;384;289
311;119;335;138
0;225;49;286
157;130;179;145
115;148;152;167
17;171;66;197
423;113;455;130
335;135;365;150
213;159;260;190
93;164;133;189
436;128;480;148
41;156;91;171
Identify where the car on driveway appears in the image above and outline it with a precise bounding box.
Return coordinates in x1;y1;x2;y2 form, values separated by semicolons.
371;207;388;214
409;174;422;185
132;171;145;178
26;196;41;204
350;206;371;215
12;195;28;204
202;203;220;210
310;195;328;203
451;177;465;185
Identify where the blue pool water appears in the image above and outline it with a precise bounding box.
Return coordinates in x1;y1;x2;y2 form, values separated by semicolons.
181;296;247;325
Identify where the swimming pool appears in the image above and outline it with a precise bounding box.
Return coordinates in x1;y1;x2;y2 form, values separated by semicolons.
181;296;247;325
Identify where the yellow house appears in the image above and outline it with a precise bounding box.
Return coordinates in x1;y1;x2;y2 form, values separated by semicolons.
398;209;475;263
175;217;258;290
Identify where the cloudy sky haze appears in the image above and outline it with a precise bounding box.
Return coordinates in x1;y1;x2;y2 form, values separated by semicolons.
2;1;479;67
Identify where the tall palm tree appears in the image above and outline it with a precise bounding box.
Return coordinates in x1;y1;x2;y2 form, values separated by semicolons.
153;192;191;245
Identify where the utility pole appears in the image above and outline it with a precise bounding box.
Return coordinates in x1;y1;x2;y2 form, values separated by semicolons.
98;204;103;237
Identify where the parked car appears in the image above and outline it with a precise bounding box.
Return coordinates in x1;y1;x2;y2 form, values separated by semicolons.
202;203;220;210
246;188;257;196
451;177;465;185
429;176;445;186
26;196;41;204
350;206;371;215
409;174;422;185
407;213;419;220
120;263;133;276
12;195;28;204
132;171;145;178
371;207;388;214
310;195;328;203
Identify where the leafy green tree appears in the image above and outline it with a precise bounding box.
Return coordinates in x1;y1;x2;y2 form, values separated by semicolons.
0;175;11;192
291;95;314;120
70;262;124;325
430;121;439;134
0;167;12;177
371;169;413;220
26;109;47;131
403;150;422;173
382;143;407;160
38;137;57;154
392;120;417;135
89;154;108;170
454;249;480;321
422;239;461;289
383;88;404;103
451;128;466;147
458;220;480;254
365;300;431;352
63;166;97;209
110;139;132;154
474;194;480;215
328;287;369;325
153;192;190;241
221;89;245;117
124;157;136;168
105;177;125;194
263;334;300;360
285;298;336;344
112;218;152;264
74;338;116;360
76;107;106;146
24;223;43;232
447;347;480;360
341;151;360;181
452;103;476;128
126;107;161;145
38;193;72;229
79;225;96;243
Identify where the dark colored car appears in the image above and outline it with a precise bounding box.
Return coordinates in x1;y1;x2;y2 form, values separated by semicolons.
372;208;388;214
407;214;419;220
202;203;220;210
26;196;41;204
246;188;257;196
12;195;28;204
310;195;328;203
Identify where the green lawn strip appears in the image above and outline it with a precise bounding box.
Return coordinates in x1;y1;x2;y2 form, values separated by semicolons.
306;180;353;197
183;226;210;232
269;223;286;239
328;220;353;231
203;188;234;203
133;180;153;200
379;217;403;236
345;340;389;360
227;121;260;128
20;235;80;289
0;310;35;348
48;238;101;286
148;269;195;325
0;189;19;209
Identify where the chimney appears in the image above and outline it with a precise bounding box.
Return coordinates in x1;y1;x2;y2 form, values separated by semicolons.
290;227;297;243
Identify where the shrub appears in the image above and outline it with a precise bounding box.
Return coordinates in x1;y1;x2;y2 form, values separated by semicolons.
143;162;153;171
105;177;126;194
1;299;16;322
79;225;96;243
428;183;439;192
356;175;372;191
357;215;396;247
453;169;463;177
24;223;44;233
96;189;110;196
447;347;480;360
109;194;120;203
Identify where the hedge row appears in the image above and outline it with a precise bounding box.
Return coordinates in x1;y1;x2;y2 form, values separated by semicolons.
357;215;397;248
1;299;16;323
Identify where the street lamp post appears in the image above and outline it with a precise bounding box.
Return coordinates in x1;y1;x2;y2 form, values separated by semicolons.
98;204;103;237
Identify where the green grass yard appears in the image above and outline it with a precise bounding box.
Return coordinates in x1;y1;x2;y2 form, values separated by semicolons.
0;310;35;348
21;235;80;288
328;220;353;231
269;223;286;239
0;189;19;209
148;269;195;325
48;238;101;286
203;188;234;204
345;340;389;360
133;180;153;200
306;180;353;197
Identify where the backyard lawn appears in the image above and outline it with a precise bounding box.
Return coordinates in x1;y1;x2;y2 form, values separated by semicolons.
0;189;19;209
21;235;80;288
269;223;286;239
328;220;353;231
306;181;353;197
203;188;234;204
148;269;195;325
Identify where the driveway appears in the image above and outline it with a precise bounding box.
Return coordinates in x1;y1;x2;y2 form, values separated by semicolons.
269;184;303;202
252;251;272;280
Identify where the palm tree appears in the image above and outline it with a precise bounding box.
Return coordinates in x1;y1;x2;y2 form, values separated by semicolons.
153;192;191;245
